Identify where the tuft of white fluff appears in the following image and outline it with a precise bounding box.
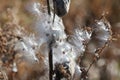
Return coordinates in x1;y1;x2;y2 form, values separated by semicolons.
87;18;111;54
14;35;39;62
68;29;91;56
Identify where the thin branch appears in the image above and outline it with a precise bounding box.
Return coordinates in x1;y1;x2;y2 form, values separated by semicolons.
46;0;51;15
49;40;54;80
86;41;109;74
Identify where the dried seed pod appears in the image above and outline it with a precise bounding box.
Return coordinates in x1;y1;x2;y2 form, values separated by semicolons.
46;0;71;17
53;0;71;17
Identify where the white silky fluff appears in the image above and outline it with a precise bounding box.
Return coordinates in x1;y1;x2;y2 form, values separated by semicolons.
15;1;114;80
13;1;92;80
25;1;82;79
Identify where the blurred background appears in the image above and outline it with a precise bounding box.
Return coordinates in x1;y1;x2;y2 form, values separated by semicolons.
0;0;120;80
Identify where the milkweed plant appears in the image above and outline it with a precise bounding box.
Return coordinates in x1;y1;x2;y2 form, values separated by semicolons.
0;0;112;80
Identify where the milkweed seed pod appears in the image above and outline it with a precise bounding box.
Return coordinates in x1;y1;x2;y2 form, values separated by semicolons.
53;0;71;17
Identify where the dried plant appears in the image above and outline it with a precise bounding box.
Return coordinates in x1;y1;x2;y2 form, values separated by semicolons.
0;0;114;80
